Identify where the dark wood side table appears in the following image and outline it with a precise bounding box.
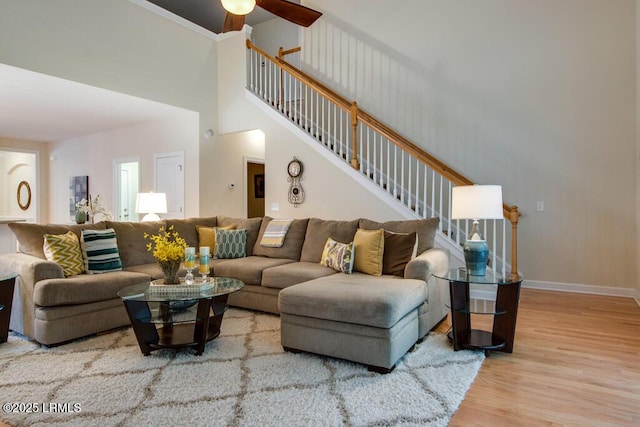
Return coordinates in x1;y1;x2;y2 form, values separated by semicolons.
0;273;18;344
117;277;244;356
434;269;522;356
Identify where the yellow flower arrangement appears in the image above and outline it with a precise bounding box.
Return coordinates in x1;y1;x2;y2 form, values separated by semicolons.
144;225;187;284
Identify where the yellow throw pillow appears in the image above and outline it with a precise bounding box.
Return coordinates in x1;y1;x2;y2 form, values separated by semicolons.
197;225;235;254
43;231;85;277
353;228;385;276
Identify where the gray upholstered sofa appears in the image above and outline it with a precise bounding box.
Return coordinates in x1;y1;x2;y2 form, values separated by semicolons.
0;215;449;372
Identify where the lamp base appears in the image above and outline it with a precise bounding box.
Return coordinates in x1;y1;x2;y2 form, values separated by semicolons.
463;239;489;276
141;213;161;222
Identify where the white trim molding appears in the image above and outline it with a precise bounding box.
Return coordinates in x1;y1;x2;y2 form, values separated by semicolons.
523;279;640;301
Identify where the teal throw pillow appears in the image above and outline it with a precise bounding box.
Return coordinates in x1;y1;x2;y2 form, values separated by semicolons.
81;228;123;274
215;228;247;259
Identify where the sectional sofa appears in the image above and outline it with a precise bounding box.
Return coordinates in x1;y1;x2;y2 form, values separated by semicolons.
0;215;449;372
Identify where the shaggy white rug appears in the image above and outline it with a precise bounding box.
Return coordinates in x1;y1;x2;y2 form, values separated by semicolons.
0;309;484;427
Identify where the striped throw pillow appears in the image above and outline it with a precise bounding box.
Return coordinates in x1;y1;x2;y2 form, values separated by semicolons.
43;231;85;277
81;228;123;274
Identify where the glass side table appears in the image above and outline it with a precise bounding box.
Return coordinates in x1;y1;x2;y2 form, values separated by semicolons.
0;272;18;344
434;268;522;356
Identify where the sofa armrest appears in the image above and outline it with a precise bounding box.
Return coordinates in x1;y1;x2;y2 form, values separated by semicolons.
404;247;449;282
0;252;64;338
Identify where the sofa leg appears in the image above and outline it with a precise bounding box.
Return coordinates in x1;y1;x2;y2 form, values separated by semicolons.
408;343;417;352
283;346;302;354
367;364;395;374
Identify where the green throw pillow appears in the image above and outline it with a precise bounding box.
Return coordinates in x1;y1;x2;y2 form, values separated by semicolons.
215;228;247;259
320;237;354;274
81;228;123;274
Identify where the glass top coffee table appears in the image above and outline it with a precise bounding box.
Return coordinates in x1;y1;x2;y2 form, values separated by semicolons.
118;277;244;356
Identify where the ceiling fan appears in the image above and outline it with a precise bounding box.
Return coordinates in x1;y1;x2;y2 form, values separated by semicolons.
221;0;322;33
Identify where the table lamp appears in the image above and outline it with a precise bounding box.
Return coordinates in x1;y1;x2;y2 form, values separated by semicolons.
135;192;167;222
451;185;503;276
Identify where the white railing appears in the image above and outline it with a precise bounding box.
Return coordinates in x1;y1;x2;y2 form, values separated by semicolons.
246;41;520;278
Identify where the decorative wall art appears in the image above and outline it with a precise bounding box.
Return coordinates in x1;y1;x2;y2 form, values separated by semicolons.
69;176;89;220
254;174;265;199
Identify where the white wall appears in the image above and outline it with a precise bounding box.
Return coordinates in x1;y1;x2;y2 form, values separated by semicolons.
300;0;637;290
50;115;198;223
0;0;218;221
0;138;49;221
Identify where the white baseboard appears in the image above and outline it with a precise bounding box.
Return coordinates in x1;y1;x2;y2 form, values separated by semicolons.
470;280;640;308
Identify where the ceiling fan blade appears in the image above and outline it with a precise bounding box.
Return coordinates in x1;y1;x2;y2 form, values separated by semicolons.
222;12;246;32
256;0;322;27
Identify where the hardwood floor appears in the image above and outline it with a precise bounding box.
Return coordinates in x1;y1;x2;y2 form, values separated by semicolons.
436;289;640;426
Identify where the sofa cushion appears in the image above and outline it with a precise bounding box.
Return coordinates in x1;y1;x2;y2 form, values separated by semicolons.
34;271;150;307
216;216;263;256
105;220;165;268
353;228;384;276
320;238;354;274
214;256;294;286
165;217;217;248
81;228;123;274
215;228;247;259
9;222;107;259
300;218;359;263
278;273;428;329
43;231;85;277
253;217;309;261
358;217;439;255
123;263;164;279
383;231;417;277
261;262;337;290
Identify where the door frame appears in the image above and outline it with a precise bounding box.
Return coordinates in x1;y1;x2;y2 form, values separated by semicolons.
244;156;265;218
112;157;140;222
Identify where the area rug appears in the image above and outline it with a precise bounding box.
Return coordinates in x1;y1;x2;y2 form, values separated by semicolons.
0;309;484;426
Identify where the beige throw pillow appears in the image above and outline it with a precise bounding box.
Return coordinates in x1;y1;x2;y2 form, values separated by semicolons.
353;228;385;276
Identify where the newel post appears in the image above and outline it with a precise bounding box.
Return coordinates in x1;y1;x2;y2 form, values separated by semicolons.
350;101;360;169
508;206;520;279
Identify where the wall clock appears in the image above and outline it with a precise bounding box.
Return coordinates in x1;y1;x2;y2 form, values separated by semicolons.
287;157;305;207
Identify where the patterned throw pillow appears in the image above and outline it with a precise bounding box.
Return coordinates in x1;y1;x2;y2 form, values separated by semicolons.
197;225;235;254
81;228;123;274
215;228;247;259
353;228;385;276
43;231;85;277
320;238;354;274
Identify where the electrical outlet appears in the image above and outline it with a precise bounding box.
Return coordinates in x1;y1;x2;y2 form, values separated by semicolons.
271;202;280;212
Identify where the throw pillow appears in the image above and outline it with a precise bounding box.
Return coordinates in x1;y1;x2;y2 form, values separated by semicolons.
80;228;123;274
353;228;384;276
197;224;235;254
214;228;247;259
320;237;354;274
43;231;85;277
383;231;417;277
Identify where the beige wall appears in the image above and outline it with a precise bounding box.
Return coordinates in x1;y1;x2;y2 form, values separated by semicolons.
300;0;637;290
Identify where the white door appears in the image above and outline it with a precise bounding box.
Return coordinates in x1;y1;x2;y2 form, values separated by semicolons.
113;159;139;221
154;152;185;219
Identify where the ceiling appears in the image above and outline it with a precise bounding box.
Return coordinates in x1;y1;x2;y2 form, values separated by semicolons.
148;0;286;34
0;1;288;143
0;63;188;142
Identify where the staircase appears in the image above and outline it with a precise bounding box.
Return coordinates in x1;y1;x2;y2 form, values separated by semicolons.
245;40;520;278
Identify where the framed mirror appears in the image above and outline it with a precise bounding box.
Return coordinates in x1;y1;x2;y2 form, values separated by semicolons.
17;180;31;210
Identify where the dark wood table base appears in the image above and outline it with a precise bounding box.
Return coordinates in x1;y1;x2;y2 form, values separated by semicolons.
123;295;230;356
0;276;16;344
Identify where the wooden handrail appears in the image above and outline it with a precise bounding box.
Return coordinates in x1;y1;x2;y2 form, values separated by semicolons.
247;40;521;276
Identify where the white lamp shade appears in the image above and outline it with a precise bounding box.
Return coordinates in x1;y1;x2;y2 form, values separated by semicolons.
451;185;503;220
135;192;167;218
221;0;256;15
